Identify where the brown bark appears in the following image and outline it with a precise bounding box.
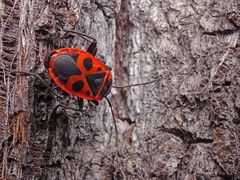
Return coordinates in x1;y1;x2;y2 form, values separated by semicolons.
1;0;240;179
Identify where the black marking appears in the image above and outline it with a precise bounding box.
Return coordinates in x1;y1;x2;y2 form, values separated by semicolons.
78;98;84;110
53;55;81;84
100;79;112;97
72;81;84;92
84;58;93;71
62;53;79;62
86;73;106;96
97;67;102;71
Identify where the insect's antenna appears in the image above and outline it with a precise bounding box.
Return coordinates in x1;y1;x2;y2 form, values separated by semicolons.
11;71;63;99
104;97;118;145
63;29;96;43
112;75;162;88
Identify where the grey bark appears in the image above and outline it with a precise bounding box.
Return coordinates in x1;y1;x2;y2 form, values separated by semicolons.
1;0;240;179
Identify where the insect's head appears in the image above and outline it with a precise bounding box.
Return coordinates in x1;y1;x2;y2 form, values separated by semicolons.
44;50;57;69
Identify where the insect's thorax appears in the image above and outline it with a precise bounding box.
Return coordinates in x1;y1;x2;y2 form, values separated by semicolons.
46;48;112;101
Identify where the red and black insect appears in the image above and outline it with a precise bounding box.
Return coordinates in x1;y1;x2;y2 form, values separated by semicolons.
12;29;162;144
44;30;112;102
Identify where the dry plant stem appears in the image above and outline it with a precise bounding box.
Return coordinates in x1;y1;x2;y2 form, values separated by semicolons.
209;48;230;90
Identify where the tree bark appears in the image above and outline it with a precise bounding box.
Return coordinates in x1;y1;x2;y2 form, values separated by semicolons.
1;0;240;179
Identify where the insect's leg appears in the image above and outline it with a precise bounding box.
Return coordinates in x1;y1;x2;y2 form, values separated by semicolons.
78;97;84;110
51;103;82;115
89;100;99;106
104;97;118;146
63;29;98;56
63;29;96;42
86;41;97;56
11;71;63;99
112;75;163;89
49;104;62;119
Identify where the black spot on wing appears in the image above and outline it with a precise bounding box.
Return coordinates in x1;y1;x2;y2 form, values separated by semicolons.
84;58;93;71
53;54;81;84
86;73;106;96
72;81;84;92
62;53;79;62
100;78;112;97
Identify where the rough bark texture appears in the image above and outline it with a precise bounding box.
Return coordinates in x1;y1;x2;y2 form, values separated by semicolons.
1;0;240;179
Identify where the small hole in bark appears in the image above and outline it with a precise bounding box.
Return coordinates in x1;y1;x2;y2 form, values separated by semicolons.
213;88;221;93
65;156;74;161
233;118;240;124
44;94;53;102
36;29;49;36
223;81;231;86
